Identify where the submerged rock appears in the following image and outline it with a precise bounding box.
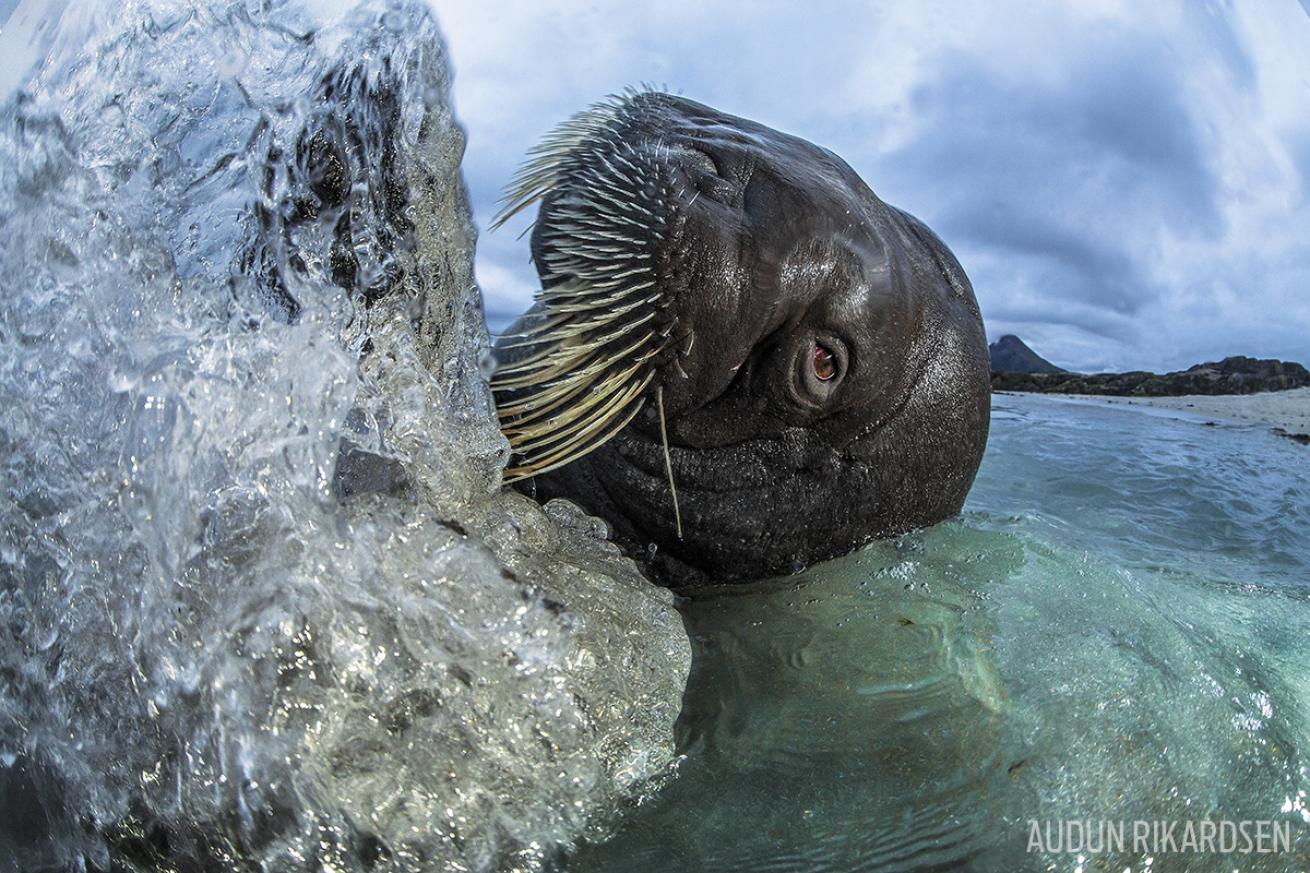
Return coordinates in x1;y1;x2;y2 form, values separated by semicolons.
0;2;689;871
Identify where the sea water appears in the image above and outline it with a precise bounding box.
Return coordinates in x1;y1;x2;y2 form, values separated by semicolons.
570;394;1310;871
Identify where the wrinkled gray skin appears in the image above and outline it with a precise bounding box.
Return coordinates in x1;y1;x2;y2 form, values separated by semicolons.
503;95;990;584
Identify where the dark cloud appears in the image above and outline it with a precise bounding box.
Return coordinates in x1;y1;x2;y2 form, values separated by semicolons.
944;202;1147;317
896;50;1221;225
866;35;1236;351
444;2;1310;371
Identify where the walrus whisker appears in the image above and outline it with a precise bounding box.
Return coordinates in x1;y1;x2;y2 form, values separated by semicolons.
494;352;624;396
486;342;569;376
493;300;656;350
504;395;635;463
551;205;648;231
502;373;653;482
488;311;571;341
489;319;627;372
491;326;657;390
497;356;647;422
539;247;648;269
504;309;657;360
539;278;656;301
489;88;679;484
522;374;650;456
493;354;655;435
492;327;648;384
499;358;647;414
490;90;655;231
656;384;683;540
547;293;660;316
535;273;622;290
540;279;651;302
502;395;647;484
493;285;650;341
495;381;590;423
507;372;646;454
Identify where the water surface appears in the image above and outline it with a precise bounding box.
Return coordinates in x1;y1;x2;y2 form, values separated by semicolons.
571;394;1310;871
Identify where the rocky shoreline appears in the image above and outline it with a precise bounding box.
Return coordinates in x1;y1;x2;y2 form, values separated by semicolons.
991;355;1310;396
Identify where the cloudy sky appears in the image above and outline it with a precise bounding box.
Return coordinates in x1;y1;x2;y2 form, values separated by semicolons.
437;0;1310;373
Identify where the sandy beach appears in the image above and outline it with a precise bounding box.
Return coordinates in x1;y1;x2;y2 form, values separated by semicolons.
1008;387;1310;439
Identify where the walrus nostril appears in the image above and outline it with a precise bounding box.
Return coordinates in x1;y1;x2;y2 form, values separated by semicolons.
666;144;719;178
663;143;737;204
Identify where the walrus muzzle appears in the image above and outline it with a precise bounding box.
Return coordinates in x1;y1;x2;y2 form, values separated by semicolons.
491;90;990;585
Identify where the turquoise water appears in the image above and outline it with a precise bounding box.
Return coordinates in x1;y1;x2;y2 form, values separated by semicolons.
570;394;1310;871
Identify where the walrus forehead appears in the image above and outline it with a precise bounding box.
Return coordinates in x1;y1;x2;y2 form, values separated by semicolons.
615;98;920;419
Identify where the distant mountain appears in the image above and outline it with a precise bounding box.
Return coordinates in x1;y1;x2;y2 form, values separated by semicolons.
991;356;1310;396
988;334;1066;374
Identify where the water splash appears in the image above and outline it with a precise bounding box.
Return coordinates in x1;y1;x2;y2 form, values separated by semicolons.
0;2;689;870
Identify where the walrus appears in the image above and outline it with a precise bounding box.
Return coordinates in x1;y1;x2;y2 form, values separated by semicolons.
491;90;990;584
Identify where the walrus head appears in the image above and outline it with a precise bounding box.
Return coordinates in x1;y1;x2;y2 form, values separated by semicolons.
491;90;990;585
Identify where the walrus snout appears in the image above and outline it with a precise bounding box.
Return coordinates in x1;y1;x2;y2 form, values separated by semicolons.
490;90;991;584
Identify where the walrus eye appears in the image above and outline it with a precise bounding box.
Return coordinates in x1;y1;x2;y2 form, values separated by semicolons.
795;337;845;406
813;345;837;382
